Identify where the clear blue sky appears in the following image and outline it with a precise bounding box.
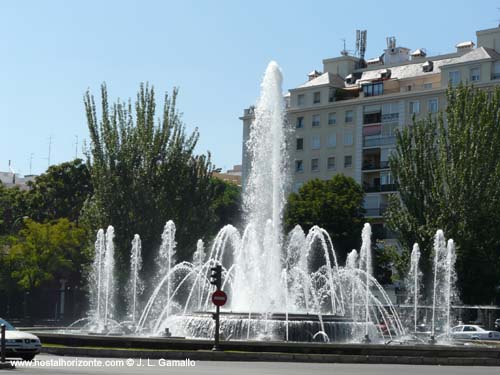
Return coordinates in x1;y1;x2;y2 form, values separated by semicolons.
0;0;496;175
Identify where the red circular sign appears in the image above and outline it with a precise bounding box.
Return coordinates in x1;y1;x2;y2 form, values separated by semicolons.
211;290;227;306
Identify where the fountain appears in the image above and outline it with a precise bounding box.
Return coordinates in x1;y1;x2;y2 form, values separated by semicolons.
66;61;464;346
85;226;117;333
127;234;143;324
430;230;457;341
405;243;422;334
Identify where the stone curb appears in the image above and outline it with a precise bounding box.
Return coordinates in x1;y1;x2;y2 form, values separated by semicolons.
41;347;500;366
0;361;15;370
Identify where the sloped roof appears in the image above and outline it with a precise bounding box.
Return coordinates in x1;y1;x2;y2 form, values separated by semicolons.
297;72;345;88
356;47;500;84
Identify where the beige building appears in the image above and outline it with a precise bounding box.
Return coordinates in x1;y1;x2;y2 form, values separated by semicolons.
0;171;36;190
213;164;242;186
240;25;500;228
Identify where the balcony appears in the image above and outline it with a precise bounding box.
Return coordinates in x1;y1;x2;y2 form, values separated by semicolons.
363;183;396;193
362;160;390;171
381;113;399;123
363;135;396;148
365;205;388;217
363;112;382;125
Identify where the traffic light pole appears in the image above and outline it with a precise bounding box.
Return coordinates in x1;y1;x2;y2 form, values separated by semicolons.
210;264;222;351
1;324;5;363
212;305;221;351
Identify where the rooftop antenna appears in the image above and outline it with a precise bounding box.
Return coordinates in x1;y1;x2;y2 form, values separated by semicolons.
356;29;367;59
355;30;360;56
8;160;16;184
360;30;367;60
340;38;349;56
74;135;79;159
29;153;34;175
386;36;396;49
44;135;53;169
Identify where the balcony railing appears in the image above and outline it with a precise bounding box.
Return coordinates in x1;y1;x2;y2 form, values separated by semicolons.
381;113;399;123
362;161;390;171
363;135;396;147
365;205;388;217
363;184;396;193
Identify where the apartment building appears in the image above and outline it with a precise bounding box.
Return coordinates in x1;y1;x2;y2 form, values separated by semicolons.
240;25;500;227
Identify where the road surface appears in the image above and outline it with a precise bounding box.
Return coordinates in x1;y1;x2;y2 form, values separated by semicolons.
7;354;500;374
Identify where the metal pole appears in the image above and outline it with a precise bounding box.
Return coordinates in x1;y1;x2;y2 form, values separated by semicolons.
1;324;6;363
212;305;220;351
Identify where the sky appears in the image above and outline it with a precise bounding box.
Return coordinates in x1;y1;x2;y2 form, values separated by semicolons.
0;0;497;175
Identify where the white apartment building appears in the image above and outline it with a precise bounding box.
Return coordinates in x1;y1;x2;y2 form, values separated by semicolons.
241;25;500;229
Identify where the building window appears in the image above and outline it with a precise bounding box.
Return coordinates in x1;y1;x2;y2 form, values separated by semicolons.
423;82;433;89
297;94;305;106
428;98;438;113
345;110;353;123
449;70;461;86
363;111;381;125
493;62;500;80
328;133;336;148
344;155;352;168
296;116;304;129
311;135;320;150
295;160;304;173
362;82;384;97
470;67;480;82
328;112;336;125
296;138;304;150
312;114;320;127
313;91;321;104
343;132;353;146
327;156;336;170
311;158;319;172
409;101;420;114
328;88;335;102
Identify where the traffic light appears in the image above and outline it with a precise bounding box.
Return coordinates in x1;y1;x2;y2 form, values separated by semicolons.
210;264;222;290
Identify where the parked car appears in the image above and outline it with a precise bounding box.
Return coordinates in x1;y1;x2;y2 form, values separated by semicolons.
0;318;41;360
495;319;500;331
450;324;500;340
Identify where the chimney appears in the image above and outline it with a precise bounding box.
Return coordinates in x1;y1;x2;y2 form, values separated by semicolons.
307;70;322;81
455;41;475;53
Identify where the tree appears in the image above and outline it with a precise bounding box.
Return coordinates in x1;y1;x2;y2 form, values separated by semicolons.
0;184;28;236
284;174;365;262
83;83;216;295
209;177;242;231
26;159;92;223
8;218;88;291
386;85;500;304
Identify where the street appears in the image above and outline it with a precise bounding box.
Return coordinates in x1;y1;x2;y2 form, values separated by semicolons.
4;354;500;375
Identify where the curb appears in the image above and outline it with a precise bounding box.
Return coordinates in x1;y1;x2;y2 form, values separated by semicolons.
41;347;500;366
0;362;15;370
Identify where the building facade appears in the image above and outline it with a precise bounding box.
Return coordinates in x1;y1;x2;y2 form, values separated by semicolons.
241;25;500;227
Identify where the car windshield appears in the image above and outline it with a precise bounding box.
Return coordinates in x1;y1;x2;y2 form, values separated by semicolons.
0;319;16;331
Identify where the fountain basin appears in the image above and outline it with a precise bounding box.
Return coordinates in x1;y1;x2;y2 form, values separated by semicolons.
160;312;377;342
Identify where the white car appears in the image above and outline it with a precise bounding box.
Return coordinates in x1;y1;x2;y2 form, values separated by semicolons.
0;318;41;360
450;324;500;340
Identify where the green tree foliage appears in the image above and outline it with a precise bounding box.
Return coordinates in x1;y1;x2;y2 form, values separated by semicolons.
8;218;88;291
0;184;28;236
209;177;242;231
386;85;500;303
26;159;92;223
83;83;216;280
284;174;365;262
